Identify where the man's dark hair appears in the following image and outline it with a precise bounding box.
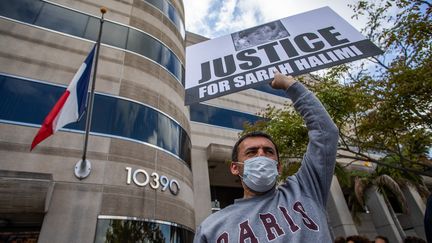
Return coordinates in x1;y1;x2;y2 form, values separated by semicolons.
375;235;389;243
346;235;370;243
334;236;346;243
231;131;279;162
403;236;426;243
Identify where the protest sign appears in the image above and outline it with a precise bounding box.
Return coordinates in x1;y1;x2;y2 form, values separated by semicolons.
185;7;383;105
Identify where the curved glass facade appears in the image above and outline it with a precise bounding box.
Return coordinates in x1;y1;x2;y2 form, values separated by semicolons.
0;74;191;167
189;103;264;130
0;0;184;83
94;217;194;243
145;0;185;38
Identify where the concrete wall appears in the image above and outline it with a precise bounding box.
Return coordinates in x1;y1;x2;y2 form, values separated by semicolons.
0;0;192;242
403;185;427;239
327;176;358;238
366;186;403;243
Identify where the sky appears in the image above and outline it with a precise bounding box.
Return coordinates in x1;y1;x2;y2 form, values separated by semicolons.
183;0;366;39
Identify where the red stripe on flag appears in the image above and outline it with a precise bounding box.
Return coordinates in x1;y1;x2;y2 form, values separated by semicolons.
30;91;71;150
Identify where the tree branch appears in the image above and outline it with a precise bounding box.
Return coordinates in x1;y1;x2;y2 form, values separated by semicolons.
336;153;432;177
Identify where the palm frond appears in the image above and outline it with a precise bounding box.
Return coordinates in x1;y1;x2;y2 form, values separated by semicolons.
416;183;431;199
334;163;351;187
354;177;365;206
374;174;408;213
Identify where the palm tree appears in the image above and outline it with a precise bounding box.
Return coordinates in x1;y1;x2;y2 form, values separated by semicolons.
336;156;430;225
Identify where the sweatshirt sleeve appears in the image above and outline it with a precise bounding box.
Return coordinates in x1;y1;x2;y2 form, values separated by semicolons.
284;82;339;207
193;224;207;243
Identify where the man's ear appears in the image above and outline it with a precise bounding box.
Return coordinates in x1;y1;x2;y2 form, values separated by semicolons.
230;162;240;176
277;162;282;174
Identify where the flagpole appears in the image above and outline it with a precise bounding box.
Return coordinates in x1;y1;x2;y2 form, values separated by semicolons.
74;7;107;180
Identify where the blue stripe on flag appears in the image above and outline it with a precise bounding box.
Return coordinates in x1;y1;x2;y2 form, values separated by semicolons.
76;45;96;118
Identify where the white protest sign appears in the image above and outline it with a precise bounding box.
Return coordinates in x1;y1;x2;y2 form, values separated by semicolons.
185;7;383;105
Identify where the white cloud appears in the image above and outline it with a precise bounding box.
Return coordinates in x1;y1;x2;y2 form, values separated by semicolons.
214;0;237;31
183;0;367;38
183;0;213;37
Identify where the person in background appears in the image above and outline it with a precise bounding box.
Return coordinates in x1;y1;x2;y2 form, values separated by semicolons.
334;236;347;243
346;235;370;243
374;235;389;243
403;236;427;243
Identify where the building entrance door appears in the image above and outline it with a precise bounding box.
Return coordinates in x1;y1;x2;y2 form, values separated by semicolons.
0;213;43;243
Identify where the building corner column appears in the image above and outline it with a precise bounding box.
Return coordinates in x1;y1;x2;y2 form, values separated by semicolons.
191;148;212;228
327;175;358;237
403;185;426;239
366;186;403;243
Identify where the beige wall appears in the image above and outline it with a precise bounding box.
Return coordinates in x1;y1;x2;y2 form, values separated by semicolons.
0;0;192;242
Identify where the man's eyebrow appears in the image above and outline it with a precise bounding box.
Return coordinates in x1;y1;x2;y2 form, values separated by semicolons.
244;147;258;152
244;146;275;152
262;146;276;152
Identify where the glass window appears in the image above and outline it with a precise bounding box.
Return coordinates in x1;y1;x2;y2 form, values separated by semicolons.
108;99;139;138
157;114;180;155
208;107;234;128
165;52;180;81
127;29;182;80
84;17;128;49
0;0;43;24
180;67;185;86
2;0;185;84
127;29;163;63
190;103;264;130
167;5;177;25
108;99;159;146
137;108;159;145
253;84;287;97
159;223;171;243
146;0;168;14
144;0;185;39
159;46;171;68
0;75;191;166
178;20;186;40
94;218;194;243
189;103;209;124
91;95;116;134
0;76;63;124
175;226;194;243
179;130;191;165
34;4;89;37
159;47;182;81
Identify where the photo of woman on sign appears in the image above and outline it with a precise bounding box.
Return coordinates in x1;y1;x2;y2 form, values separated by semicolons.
232;20;290;51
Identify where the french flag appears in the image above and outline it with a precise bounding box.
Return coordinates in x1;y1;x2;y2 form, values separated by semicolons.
31;46;96;150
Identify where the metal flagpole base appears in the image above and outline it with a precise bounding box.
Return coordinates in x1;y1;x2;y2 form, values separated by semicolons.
74;159;92;179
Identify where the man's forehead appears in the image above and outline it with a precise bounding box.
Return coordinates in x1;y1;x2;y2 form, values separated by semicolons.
239;136;276;150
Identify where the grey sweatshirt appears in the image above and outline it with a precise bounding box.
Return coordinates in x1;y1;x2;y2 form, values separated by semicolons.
193;82;339;243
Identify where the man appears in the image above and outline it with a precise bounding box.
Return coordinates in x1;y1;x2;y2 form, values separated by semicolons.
194;72;339;242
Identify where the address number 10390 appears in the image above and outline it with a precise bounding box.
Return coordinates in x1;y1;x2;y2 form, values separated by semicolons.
125;167;180;195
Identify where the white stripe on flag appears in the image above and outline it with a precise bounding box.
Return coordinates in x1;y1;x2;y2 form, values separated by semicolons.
53;63;88;131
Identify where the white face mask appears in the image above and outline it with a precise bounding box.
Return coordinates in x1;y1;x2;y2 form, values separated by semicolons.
237;156;278;192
